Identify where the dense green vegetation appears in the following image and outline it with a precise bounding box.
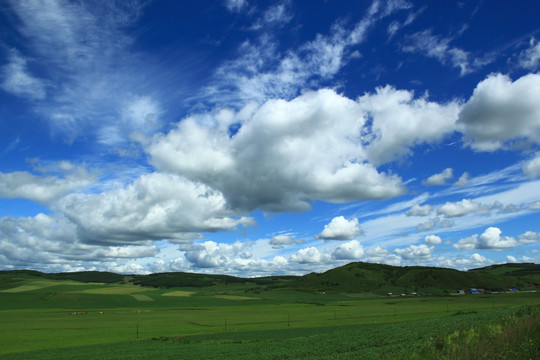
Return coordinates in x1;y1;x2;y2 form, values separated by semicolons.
3;308;538;360
293;262;540;294
131;272;296;288
0;263;539;359
3;261;539;294
414;305;540;359
0;269;125;284
470;263;540;285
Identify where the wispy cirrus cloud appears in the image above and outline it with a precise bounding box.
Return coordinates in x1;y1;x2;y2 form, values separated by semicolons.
1;49;46;100
2;1;540;276
402;29;472;75
251;1;293;30
387;5;424;38
1;0;163;145
205;0;412;105
224;0;248;13
1;136;20;156
519;37;540;70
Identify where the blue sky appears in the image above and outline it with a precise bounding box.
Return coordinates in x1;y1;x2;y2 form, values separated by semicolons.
1;0;540;275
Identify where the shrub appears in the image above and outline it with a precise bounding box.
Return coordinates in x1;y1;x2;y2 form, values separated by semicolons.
415;305;540;359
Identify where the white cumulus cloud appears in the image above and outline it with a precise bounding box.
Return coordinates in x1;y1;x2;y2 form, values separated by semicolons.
454;172;470;187
423;168;453;186
437;199;481;218
181;241;248;268
406;203;433;216
477;227;517;249
290;247;324;263
148;89;406;212
454;227;518;251
0;164;95;204
518;231;540;244
332;240;364;260
269;234;305;249
57;172;254;245
360;87;460;165
458;73;540;151
506;255;518;263
364;246;401;266
424;235;442;245
0;213;159;273
453;235;478;251
416;217;439;231
316;216;363;240
394;244;433;262
454;253;493;270
523;153;540;179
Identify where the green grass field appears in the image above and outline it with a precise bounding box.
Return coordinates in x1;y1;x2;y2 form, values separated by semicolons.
0;272;539;359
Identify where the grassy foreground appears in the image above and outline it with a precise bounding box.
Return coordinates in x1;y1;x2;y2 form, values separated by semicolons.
0;272;539;359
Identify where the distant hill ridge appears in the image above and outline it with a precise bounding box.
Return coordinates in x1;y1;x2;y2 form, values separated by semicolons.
1;262;539;295
295;262;540;294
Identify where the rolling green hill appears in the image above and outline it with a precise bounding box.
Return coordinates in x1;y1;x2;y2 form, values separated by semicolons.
130;272;297;288
469;263;540;286
292;262;538;295
0;270;125;284
1;264;539;359
1;262;539;295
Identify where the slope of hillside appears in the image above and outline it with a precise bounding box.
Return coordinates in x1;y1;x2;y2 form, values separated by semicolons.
469;263;540;286
1;262;539;294
0;270;125;284
292;262;536;294
131;272;297;288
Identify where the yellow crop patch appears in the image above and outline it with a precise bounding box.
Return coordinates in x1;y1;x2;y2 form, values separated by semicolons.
162;290;196;297
1;284;45;293
73;286;150;295
1;279;87;292
213;295;259;301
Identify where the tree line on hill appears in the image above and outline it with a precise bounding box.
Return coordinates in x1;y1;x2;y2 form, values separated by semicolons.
1;262;539;294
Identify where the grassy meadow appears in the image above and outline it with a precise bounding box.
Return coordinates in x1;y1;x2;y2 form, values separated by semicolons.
0;268;539;359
